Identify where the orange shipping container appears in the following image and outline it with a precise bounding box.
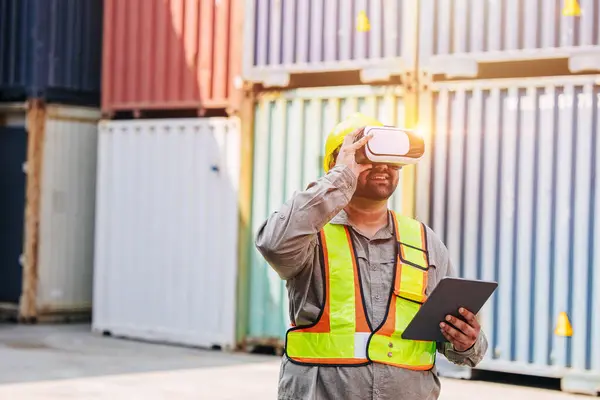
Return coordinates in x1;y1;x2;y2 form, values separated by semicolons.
101;0;242;116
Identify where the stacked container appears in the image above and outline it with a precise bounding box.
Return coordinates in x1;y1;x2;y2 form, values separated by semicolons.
100;0;243;117
91;0;244;351
242;0;419;86
413;0;600;395
0;0;103;322
238;0;600;395
2;0;593;394
237;0;422;353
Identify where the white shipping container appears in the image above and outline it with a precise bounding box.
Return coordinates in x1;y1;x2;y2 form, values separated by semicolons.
92;117;241;350
38;106;101;314
0;103;100;320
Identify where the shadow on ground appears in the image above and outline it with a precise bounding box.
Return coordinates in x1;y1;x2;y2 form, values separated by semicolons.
473;370;563;392
0;323;276;385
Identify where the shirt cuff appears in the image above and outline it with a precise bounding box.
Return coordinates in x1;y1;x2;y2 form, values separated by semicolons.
443;334;485;367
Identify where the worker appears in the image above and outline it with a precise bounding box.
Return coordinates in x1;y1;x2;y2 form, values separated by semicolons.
255;113;488;400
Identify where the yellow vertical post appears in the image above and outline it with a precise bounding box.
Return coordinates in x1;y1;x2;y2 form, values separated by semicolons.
235;89;255;347
20;99;46;322
404;0;420;73
401;88;419;218
400;0;421;218
413;85;434;224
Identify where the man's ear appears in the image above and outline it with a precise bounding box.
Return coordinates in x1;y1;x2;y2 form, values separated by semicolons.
329;149;340;171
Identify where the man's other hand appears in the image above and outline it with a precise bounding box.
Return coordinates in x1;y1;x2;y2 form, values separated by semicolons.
440;308;480;352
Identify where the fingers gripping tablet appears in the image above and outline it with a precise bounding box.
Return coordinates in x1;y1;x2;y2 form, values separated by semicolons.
401;277;498;343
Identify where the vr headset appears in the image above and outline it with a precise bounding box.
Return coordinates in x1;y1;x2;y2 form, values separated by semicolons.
354;126;425;167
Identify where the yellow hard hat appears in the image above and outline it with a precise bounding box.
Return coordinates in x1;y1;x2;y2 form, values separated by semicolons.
322;112;384;173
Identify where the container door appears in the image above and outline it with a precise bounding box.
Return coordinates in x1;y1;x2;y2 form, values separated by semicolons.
0;126;27;303
417;77;600;379
245;85;407;347
92;118;240;349
36;109;100;313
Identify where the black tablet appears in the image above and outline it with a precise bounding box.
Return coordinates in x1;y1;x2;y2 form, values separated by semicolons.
401;277;498;343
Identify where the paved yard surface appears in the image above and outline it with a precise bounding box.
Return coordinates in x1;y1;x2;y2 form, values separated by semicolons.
0;324;590;399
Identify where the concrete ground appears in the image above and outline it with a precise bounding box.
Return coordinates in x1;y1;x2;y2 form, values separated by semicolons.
0;324;590;399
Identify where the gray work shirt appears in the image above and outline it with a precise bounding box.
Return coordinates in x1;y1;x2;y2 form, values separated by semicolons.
255;165;488;400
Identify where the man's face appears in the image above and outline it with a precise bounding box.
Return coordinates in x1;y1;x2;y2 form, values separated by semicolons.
353;164;400;201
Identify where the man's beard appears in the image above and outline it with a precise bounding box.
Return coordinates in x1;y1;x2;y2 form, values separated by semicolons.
354;169;398;201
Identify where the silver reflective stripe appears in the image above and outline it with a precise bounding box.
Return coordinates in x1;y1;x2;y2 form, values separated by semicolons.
354;332;371;359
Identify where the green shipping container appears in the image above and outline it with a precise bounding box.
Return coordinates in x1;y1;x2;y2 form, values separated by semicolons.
241;85;413;349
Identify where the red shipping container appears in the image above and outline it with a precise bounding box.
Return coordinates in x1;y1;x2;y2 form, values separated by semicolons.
101;0;243;116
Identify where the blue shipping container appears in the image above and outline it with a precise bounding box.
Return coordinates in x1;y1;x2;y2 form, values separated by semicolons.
0;0;103;105
242;0;418;87
0;126;27;304
418;0;600;78
415;75;600;395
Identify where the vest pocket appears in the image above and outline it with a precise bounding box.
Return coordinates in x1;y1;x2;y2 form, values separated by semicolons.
393;261;428;304
394;288;426;305
398;242;429;271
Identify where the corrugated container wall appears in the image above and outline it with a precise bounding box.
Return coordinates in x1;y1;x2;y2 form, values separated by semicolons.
243;85;410;346
243;0;418;87
419;0;600;78
415;75;600;395
0;105;100;319
93;118;241;350
101;0;243;116
0;0;103;105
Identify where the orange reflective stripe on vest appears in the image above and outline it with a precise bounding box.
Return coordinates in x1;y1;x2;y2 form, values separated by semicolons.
284;211;437;369
285;224;370;365
367;211;436;369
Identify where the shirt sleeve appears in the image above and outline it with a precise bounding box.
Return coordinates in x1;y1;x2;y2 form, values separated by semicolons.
426;224;489;367
254;165;357;280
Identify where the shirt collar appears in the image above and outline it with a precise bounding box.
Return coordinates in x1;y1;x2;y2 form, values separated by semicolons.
329;209;395;240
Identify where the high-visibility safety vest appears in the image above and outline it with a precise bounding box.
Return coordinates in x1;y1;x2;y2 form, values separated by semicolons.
284;211;437;370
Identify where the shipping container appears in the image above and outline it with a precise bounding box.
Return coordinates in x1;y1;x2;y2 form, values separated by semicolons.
0;103;101;321
241;84;417;349
415;75;600;395
0;0;103;105
92;117;241;350
418;0;600;78
242;0;418;87
101;0;243;116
